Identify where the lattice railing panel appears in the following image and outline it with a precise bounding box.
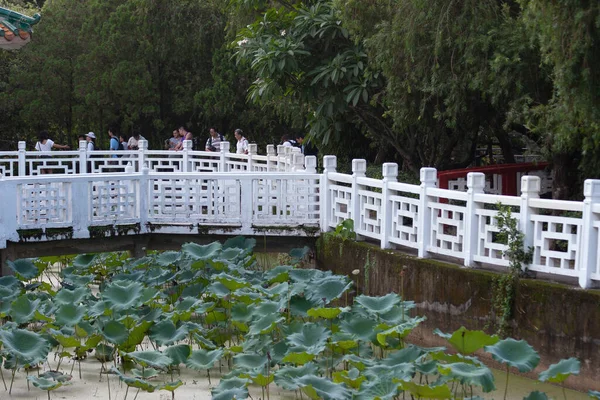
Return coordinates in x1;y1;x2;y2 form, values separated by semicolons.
472;206;512;266
17;182;71;226
528;214;581;276
428;201;466;258
328;182;352;228
357;188;382;239
388;193;419;249
253;178;320;223
27;157;79;175
91;180;137;222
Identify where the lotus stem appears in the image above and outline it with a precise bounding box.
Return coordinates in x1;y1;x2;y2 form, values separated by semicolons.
503;365;509;400
9;356;18;394
107;366;111;400
47;390;51;400
124;385;129;400
133;388;140;400
207;369;211;385
563;384;567;400
0;363;6;390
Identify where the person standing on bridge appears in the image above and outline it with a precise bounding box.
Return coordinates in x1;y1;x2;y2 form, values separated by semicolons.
205;128;225;152
234;129;249;154
34;130;70;174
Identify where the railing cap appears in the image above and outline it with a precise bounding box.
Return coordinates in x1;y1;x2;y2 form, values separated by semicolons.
521;175;541;194
323;155;337;171
382;163;398;179
420;167;437;184
467;172;486;191
584;179;600;199
220;141;230;152
352;159;367;175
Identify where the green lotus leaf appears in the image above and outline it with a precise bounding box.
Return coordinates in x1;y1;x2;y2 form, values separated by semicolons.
52;334;80;348
295;374;351;400
39;370;72;383
0;275;24;291
231;303;253;322
430;351;483;366
0;329;50;365
158;380;183;392
589;390;600;399
193;333;217;350
233;353;267;371
289;269;325;282
248;373;274;387
206;282;231;297
248;313;285;335
217;247;246;261
132;368;159;379
110;367;156;392
340;315;378;341
264;265;292;284
215;272;251;291
102;281;144;311
125;350;173;370
223;236;256;250
281;351;316;365
211;377;249;400
524;391;549;400
176;297;205;312
433;328;452;339
101;320;128;345
72;254;97;269
88;300;110;317
438;362;496;392
164;344;191;366
148;320;188;346
262;281;289;297
120;320;152;353
305;276;352;304
27;376;64;391
9;295;40;324
55;304;86;326
94;343;115;363
356;293;401;315
354;377;399;400
445;326;500;355
286;323;330;355
538;357;580;383
332;368;366;390
289;246;310;261
484;338;540;373
376;317;426;347
186;349;224;371
7;259;41;280
382;346;424;366
399;382;452;399
364;363;415;382
307;307;348;320
156;251;180;266
54;287;88;305
205;310;227;324
182;241;222;260
272;361;317;388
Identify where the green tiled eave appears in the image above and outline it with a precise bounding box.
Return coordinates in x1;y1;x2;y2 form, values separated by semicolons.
0;6;41;37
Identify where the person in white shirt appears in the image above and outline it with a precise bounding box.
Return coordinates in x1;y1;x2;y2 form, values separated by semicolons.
234;129;249;154
85;132;96;151
35;130;70;152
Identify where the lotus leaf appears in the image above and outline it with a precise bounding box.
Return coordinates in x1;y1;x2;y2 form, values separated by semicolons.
223;236;256;251
156;251;180;266
215;272;251;291
55;304;86;326
248;313;285;335
248;373;274;387
364;363;415;382
0;275;24;291
9;295;40;324
211;377;249;400
72;254;97;269
52;334;80;348
484;338;540;373
381;346;423;366
120;320;153;352
88;300;110;317
102;281;144;311
182;241;222;260
54;287;88;305
289;246;310;262
262;281;289;297
332;368;366;390
524;391;549;400
286;323;330;355
149;320;188;346
340;315;378;341
207;282;231;297
589;390;600;399
101;320;128;345
0;329;50;365
132;367;159;379
125;350;173;370
354;377;400;400
355;293;401;315
307;307;348;320
376;316;426;347
274;363;319;390
437;362;496;392
233;353;267;371
264;265;292;283
186;349;224;371
7;259;41;280
94;343;114;362
158;380;183;393
110;367;157;392
281;352;316;365
538;357;580;383
231;303;253;322
444;326;500;355
164;344;191;366
27;375;64;391
305;276;352;304
295;374;351;400
399;382;452;399
39;370;72;383
289;269;326;282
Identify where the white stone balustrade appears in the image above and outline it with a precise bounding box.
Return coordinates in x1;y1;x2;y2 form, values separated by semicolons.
0;154;599;288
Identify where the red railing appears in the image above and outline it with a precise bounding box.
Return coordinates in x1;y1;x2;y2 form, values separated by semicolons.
437;162;549;196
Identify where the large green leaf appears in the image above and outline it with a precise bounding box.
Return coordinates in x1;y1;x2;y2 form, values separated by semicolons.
305;276;352;304
9;295;40;324
376;316;426;347
186;349;224;371
248;313;285;335
182;242;222;260
399;382;452;399
102;281;145;311
156;251;180;266
223;236;256;251
307;307;348;320
110;367;156;392
538;357;580;383
149;320;188;346
55;304;86;326
164;344;191;366
295;374;351;400
54;287;89;305
27;376;65;391
445;326;499;355
158;380;183;393
275;363;319;390
72;254;97;269
484;338;540;373
340;315;377;341
354;377;399;400
437;362;496;392
0;329;50;365
211;377;249;400
524;391;549;400
101;320;128;345
589;390;600;399
125;351;173;370
286;323;330;355
332;368;366;390
355;293;401;315
233;353;267;371
7;259;41;280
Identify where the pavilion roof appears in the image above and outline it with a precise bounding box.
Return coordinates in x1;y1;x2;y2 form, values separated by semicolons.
0;6;41;50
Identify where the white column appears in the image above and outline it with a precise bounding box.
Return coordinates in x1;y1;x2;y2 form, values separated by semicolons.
18;141;26;177
463;172;485;267
276;145;286;172
320;156;336;232
71;179;89;239
138;166;150;232
519;175;540;270
292;153;305;172
248;144;258;171
380;163;398;249
138;139;148;172
266;145;276;172
418;167;437;259
182;140;192;173
219;141;230;172
0;176;18;246
240;179;253;234
351;159;367;238
78;140;87;174
305;156;317;174
578;180;600;288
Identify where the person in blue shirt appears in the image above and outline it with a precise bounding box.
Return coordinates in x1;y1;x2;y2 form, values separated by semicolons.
108;127;120;158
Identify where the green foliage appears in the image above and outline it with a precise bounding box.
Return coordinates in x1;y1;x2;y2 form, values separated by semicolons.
538;357;580;384
333;219;356;240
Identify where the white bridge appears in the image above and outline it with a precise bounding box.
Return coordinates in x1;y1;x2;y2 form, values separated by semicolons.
0;140;599;288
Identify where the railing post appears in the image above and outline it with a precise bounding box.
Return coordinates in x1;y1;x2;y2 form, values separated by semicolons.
182;140;192;173
381;163;398;249
320;155;336;232
266;145;276;172
418;167;437;259
247;144;257;171
219;141;230;172
578;180;600;288
18;141;26;176
276;145;286;172
305;156;318;220
138;139;148;172
519;175;540;271
240;178;253;234
0;176;18;252
292;153;305;172
79;140;87;174
71;178;89;239
463;172;485;267
351;159;367;237
138;166;150;233
305;156;317;174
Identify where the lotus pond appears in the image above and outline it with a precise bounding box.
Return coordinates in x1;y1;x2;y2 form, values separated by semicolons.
0;237;595;399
